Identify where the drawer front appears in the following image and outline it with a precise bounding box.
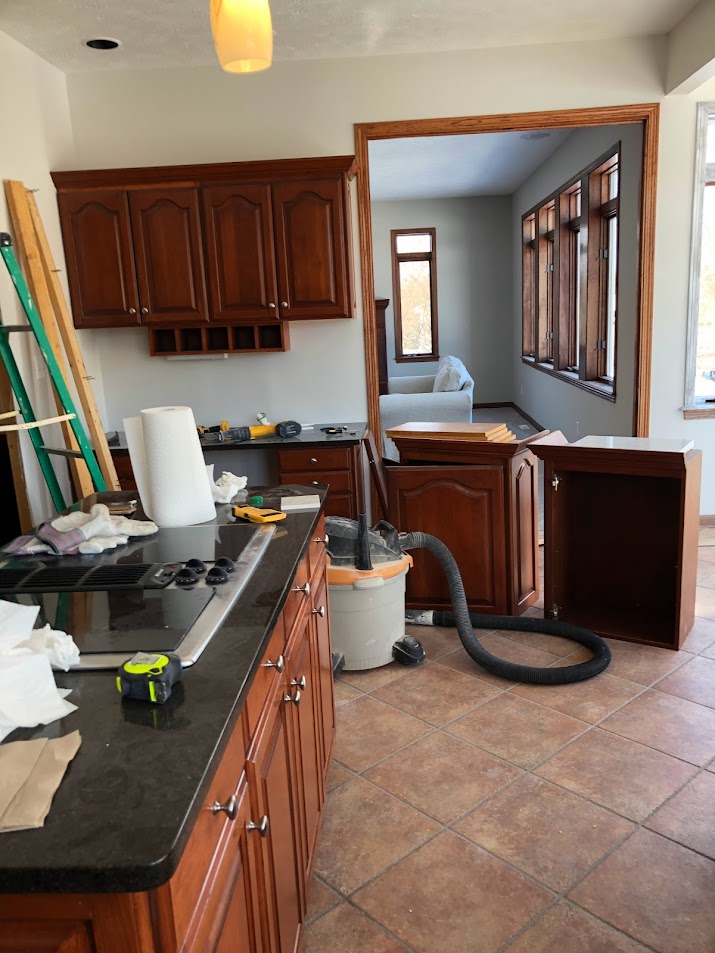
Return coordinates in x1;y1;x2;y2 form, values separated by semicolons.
308;515;328;580
169;715;248;948
282;555;310;640
284;469;352;494
112;452;138;492
278;447;352;472
244;613;287;739
324;493;356;520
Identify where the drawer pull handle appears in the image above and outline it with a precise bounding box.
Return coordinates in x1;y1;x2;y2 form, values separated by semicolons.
291;675;306;690
268;302;276;309
284;689;302;706
310;457;318;464
292;582;311;596
263;654;285;674
313;535;329;545
211;795;238;821
247;815;270;837
281;301;289;308
128;307;137;315
312;605;326;618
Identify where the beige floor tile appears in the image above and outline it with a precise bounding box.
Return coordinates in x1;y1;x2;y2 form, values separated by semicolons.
658;655;715;708
601;689;715;766
338;662;413;693
536;728;696;821
306;876;341;922
437;648;516;689
602;638;692;685
364;731;521;824
697;568;715;586
570;829;715;953
314;777;439;894
646;771;715;859
334;680;363;707
479;632;561;667
681;617;715;653
353;831;552;953
447;693;588;769
511;672;642;724
696;585;715;621
303;903;406;953
455;775;633;891
492;626;581;658
405;623;463;659
333;695;431;772
503;901;651;952
372;662;502;727
326;760;354;791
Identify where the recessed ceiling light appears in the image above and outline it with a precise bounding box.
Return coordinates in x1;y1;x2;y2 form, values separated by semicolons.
521;131;551;141
83;38;121;51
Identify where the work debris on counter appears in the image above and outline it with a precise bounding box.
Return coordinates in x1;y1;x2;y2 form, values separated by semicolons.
0;732;81;832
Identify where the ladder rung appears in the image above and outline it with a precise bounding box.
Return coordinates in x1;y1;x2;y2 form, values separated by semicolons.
39;446;84;459
0;325;33;333
0;412;76;433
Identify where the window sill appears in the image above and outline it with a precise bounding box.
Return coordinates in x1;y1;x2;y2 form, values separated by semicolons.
395;354;440;364
682;404;715;419
521;357;616;402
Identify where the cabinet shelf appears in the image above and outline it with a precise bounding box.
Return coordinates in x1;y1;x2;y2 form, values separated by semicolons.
148;322;290;357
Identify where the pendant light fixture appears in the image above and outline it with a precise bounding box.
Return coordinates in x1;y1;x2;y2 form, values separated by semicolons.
210;0;273;74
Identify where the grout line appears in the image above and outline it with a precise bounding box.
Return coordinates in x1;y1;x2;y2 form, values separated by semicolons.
345;899;419;953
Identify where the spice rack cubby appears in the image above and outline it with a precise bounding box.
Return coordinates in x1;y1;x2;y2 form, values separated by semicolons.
148;322;290;357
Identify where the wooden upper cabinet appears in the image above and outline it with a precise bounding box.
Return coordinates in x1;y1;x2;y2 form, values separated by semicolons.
202;184;279;323
272;177;352;320
128;188;208;325
58;190;140;329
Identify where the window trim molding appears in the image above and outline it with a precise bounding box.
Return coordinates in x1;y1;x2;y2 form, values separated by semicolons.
684;102;715;413
391;226;439;363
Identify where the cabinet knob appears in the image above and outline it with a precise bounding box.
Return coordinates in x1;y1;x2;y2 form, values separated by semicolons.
310;457;318;464
211;795;238;821
313;535;329;545
263;654;285;674
281;301;288;308
292;582;311;597
291;675;306;690
141;307;149;314
284;689;302;706
247;815;270;837
312;605;326;618
128;308;137;315
268;302;276;309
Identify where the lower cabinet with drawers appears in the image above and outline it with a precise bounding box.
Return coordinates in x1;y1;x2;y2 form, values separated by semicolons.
0;519;334;953
277;446;363;520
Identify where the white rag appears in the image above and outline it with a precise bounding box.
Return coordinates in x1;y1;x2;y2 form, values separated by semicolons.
207;466;248;504
5;503;158;556
0;601;79;744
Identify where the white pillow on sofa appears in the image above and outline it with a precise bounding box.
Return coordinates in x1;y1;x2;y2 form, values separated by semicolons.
433;356;469;392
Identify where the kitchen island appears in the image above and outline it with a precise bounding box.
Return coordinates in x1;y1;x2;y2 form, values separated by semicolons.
0;487;334;953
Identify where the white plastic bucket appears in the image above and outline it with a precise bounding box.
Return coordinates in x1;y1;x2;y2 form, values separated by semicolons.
327;555;411;670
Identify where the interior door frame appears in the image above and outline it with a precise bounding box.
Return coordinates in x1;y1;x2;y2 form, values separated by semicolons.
354;103;660;445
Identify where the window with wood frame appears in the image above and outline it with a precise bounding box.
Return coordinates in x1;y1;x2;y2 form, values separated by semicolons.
521;144;620;400
391;228;438;361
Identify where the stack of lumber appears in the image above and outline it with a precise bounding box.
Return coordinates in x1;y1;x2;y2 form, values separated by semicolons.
385;422;517;443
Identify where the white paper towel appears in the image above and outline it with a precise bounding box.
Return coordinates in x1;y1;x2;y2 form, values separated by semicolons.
123;406;215;527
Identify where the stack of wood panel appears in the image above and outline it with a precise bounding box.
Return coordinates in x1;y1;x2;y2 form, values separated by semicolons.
385;422;517;443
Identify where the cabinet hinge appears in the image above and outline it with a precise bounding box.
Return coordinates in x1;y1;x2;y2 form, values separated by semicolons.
598;247;608;260
550;604;561;620
595;339;607;350
551;474;561;492
547;263;555;272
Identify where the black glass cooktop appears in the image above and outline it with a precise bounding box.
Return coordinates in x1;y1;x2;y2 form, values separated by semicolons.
2;522;262;659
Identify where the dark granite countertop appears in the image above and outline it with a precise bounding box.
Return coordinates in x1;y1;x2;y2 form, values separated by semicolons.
0;486;327;895
109;422;367;452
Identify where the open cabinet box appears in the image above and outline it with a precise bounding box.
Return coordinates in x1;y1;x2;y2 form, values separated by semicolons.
532;433;701;650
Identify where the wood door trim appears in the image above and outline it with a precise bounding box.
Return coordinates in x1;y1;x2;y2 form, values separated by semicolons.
355;103;659;446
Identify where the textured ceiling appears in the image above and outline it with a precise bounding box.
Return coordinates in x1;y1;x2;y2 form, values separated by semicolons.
369;130;574;200
0;0;701;73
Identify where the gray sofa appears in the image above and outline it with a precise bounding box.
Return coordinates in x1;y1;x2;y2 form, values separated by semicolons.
379;366;474;461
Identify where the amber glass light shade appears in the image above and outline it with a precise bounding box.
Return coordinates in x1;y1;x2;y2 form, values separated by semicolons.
210;0;273;74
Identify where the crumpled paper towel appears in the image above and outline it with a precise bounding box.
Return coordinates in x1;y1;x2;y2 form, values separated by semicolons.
206;465;248;504
0;601;79;744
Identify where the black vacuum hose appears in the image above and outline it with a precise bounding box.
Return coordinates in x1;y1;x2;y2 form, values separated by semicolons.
399;531;610;684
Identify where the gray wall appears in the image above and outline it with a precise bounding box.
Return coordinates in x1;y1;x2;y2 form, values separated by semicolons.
512;123;643;437
371;197;513;401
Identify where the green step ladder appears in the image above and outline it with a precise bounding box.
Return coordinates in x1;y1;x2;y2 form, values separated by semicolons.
0;231;106;512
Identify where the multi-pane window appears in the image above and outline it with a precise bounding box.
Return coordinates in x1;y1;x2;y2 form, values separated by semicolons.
391;228;439;361
521;145;620;398
685;105;715;409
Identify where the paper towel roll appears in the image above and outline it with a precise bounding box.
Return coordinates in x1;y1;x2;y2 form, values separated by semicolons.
123;406;215;527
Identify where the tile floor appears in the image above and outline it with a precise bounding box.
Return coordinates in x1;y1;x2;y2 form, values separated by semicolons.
303;538;715;953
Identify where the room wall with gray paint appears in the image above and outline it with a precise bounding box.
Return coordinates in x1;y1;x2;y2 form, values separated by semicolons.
371;197;513;401
512;123;643;437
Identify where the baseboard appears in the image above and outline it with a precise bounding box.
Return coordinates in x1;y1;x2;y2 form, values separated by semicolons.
510;403;546;432
700;515;715;527
473;401;514;409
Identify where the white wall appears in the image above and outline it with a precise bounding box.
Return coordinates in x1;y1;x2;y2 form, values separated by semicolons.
57;32;715;509
371;197;512;397
512;123;643;438
0;31;106;523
